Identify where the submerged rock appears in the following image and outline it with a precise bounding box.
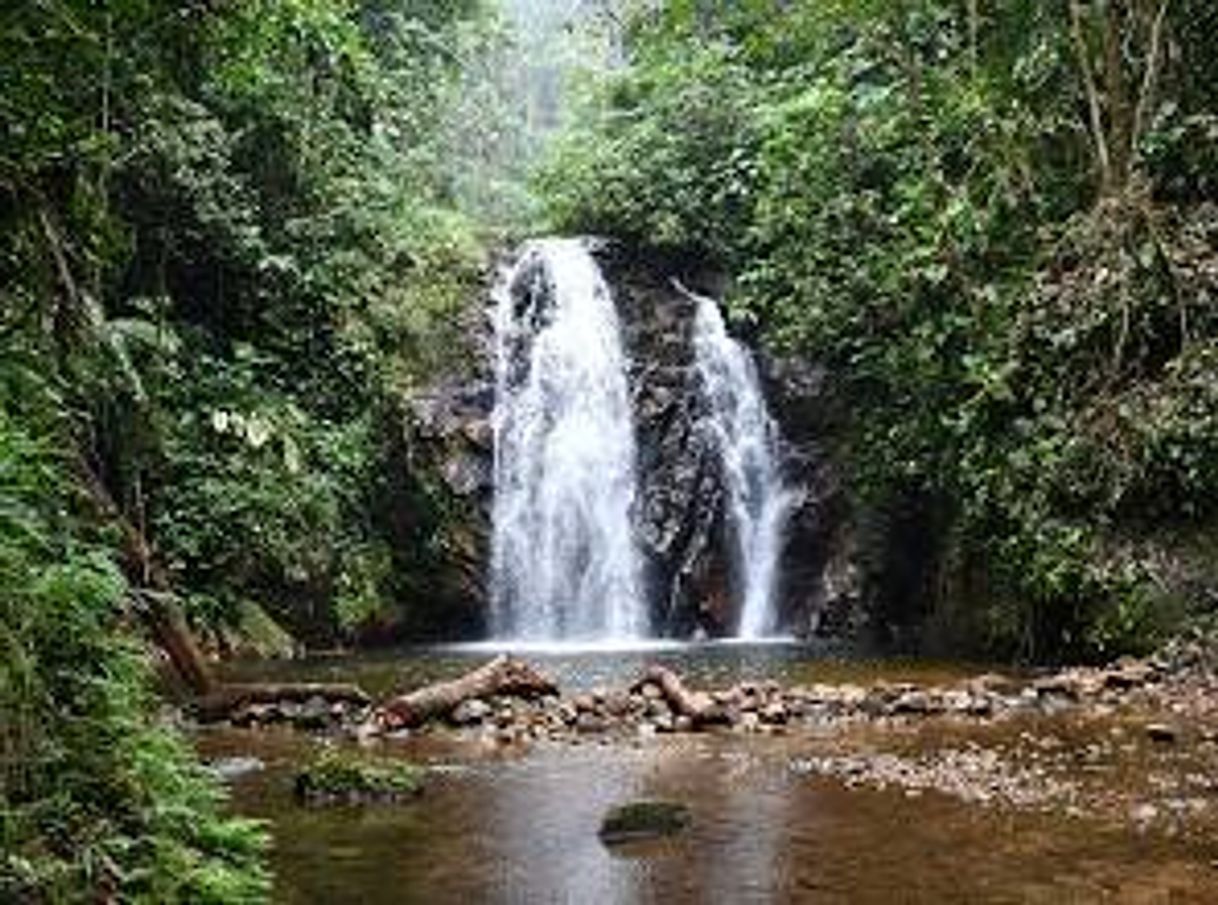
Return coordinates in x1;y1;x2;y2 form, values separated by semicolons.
205;756;265;782
598;800;692;844
295;750;424;806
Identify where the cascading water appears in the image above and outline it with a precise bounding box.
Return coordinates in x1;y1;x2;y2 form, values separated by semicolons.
689;285;793;639
490;239;646;641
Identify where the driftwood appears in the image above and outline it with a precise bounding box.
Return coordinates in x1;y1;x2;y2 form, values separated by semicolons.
633;664;728;726
375;655;558;730
194;682;372;723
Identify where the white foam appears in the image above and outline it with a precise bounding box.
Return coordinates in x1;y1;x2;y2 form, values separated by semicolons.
434;636;802;656
490;239;646;641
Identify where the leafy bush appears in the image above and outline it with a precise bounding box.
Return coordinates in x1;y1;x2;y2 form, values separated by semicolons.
0;400;267;902
1;2;519;900
3;0;500;647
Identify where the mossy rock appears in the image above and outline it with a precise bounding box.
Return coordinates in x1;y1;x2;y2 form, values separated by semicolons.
598;800;691;844
294;750;424;805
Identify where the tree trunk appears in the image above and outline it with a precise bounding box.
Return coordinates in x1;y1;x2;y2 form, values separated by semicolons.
632;665;728;726
1069;0;1114;190
1103;0;1133;191
1132;0;1170;150
138;590;217;696
374;655;559;729
967;0;980;73
75;453;220;695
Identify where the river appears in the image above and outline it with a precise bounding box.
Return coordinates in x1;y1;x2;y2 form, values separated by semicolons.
199;643;1218;903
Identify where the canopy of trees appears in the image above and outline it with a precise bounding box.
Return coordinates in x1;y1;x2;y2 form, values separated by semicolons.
2;0;517;898
539;0;1218;658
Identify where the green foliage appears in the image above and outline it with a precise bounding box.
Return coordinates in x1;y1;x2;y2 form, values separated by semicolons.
2;1;524;900
538;41;759;258
2;0;505;647
151;347;347;635
541;0;1218;658
118;0;496;639
0;392;267;902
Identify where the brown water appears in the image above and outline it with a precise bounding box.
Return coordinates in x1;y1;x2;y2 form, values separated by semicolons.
201;646;1218;904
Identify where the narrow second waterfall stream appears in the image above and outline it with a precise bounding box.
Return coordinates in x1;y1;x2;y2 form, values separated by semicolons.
689;285;793;639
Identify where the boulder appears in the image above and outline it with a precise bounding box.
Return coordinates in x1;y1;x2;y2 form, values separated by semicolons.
598;800;692;845
451;698;492;725
760;702;789;725
1146;722;1179;744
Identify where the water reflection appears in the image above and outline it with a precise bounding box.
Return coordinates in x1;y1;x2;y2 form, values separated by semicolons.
478;752;644;903
426;743;793;905
199;729;1218;904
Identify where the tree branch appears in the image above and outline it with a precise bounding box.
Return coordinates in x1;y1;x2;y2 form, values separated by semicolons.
967;0;980;73
1069;0;1113;189
1132;0;1170;151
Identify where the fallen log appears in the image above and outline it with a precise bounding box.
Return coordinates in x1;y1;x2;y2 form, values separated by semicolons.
194;682;372;723
633;664;728;727
374;655;558;730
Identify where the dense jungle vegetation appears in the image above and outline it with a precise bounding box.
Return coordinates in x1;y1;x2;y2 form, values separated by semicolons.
2;0;525;898
541;0;1218;659
3;0;1218;900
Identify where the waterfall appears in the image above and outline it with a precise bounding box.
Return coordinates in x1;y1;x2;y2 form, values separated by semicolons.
490;239;646;641
689;286;792;639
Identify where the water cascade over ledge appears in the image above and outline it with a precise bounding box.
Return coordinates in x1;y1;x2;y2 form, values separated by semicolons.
490;239;646;641
687;284;793;639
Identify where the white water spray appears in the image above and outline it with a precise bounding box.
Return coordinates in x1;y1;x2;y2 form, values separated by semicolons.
490;239;645;641
688;285;793;639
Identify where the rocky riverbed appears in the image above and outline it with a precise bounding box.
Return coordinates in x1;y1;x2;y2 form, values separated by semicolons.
196;636;1218;845
206;643;1209;742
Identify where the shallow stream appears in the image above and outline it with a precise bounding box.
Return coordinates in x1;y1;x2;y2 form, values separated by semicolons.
200;644;1218;903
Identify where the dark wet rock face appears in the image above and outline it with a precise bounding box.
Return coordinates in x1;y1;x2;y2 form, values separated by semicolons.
596;244;839;637
603;249;727;634
409;381;495;496
399;239;843;639
759;355;850;638
387;369;496;639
